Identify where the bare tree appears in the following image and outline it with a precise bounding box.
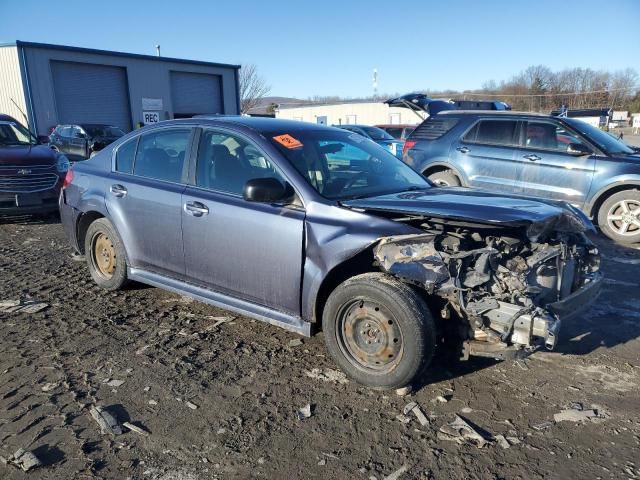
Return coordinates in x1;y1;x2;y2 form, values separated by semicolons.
239;64;271;114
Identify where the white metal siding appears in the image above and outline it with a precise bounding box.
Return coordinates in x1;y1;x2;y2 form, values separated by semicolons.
170;71;222;115
51;61;132;130
0;46;28;124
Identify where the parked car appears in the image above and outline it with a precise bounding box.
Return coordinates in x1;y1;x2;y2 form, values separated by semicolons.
0;114;70;215
401;110;640;244
59;117;602;389
376;124;416;141
50;124;125;161
333;124;404;159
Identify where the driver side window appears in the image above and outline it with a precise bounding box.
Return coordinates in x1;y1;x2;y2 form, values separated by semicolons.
524;121;588;153
195;130;286;195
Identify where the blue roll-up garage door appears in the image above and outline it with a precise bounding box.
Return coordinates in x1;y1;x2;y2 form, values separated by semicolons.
51;61;132;131
170;71;223;117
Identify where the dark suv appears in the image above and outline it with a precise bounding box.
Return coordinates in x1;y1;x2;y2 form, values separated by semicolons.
403;111;640;244
1;114;70;215
50;124;125;161
59;117;602;389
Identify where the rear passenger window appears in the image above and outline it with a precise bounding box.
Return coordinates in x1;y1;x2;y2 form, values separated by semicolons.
133;129;191;183
115;138;137;173
464;120;518;146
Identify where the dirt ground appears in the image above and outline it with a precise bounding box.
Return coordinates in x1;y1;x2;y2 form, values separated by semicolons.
0;215;639;480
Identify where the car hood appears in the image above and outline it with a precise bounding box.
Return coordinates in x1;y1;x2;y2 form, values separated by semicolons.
0;144;58;166
341;188;594;240
385;93;457;116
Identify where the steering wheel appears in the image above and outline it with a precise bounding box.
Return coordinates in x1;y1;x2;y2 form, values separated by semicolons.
165;148;179;158
342;171;369;191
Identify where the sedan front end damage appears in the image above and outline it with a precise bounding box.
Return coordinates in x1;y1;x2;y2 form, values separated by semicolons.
373;220;602;360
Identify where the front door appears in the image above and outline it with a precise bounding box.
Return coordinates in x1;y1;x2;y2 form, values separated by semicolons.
105;127;192;278
513;119;595;206
450;118;520;193
181;128;304;314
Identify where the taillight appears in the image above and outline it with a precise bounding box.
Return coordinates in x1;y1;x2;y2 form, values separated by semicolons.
62;169;74;189
402;139;417;157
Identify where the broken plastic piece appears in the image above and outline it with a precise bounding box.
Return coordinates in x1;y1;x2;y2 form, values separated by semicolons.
437;415;491;448
90;405;123;435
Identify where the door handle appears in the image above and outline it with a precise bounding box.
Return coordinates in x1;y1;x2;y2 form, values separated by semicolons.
184;201;209;217
110;184;128;197
524;154;541;161
456;146;470;154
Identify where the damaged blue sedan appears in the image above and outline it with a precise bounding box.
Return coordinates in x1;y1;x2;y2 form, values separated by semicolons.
59;117;603;389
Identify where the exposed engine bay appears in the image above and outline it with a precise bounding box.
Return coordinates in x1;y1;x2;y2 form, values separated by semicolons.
373;217;603;360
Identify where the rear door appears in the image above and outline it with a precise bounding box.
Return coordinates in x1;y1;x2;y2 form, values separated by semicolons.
450;118;519;193
105;127;193;278
512;119;595;206
181;128;304;314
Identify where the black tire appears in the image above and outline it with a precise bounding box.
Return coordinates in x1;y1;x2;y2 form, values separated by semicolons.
426;169;461;187
322;272;436;390
84;218;129;290
597;189;640;244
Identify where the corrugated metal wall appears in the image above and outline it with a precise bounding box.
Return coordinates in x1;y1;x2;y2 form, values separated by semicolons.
0;46;28;125
170;71;223;116
51;61;132;130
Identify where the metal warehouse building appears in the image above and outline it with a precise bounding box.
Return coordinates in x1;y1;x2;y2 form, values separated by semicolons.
0;41;240;135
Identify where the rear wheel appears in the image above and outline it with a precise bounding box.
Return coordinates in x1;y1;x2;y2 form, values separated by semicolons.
426;169;461;187
597;190;640;244
322;273;436;390
84;218;129;290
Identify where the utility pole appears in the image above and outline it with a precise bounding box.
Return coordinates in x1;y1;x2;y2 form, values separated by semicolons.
373;68;378;98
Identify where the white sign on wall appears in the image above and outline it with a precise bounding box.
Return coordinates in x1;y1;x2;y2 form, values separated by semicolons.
142;111;160;124
142;98;163;110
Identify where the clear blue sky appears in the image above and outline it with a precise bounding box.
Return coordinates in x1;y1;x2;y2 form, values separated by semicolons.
1;0;638;98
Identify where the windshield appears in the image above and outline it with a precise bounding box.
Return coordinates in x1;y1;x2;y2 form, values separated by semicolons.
360;126;395;141
82;125;125;137
268;129;429;200
0;121;37;146
563;118;634;155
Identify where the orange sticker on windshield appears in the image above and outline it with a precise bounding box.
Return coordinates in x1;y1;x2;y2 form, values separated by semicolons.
273;134;303;149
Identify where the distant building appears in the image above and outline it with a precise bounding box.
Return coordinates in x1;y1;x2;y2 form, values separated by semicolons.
0;41;240;134
551;108;612;128
275;101;423;126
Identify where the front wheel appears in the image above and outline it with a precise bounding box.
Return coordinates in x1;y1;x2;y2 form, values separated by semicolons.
597;190;640;244
322;273;436;390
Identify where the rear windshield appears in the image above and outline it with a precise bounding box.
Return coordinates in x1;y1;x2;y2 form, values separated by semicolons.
268;129;429;200
359;126;395;141
410;117;459;141
82;125;125;138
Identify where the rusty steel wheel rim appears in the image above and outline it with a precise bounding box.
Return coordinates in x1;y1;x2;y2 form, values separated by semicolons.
607;199;640;237
336;299;403;373
91;232;116;279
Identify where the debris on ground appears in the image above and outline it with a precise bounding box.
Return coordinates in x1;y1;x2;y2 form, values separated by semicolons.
105;379;125;387
383;464;410;480
495;434;511;449
41;382;58;392
123;421;150;437
395;414;411;424
296;404;312;420
554;408;599;423
90;405;123;435
0;299;49;314
395;386;412;396
437;415;491;448
208;316;234;329
433;395;449;403
185;401;199;410
403;401;429;426
304;368;349;384
8;448;43;472
70;253;84;262
532;421;553;431
288;338;304;347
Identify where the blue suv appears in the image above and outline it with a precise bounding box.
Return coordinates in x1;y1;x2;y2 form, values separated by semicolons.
403;111;640;244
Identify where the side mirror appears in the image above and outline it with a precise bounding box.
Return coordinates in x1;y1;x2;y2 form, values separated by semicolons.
567;143;592;156
37;135;50;145
243;178;289;203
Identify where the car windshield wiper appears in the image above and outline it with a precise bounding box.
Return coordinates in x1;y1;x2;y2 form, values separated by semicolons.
338;185;430;201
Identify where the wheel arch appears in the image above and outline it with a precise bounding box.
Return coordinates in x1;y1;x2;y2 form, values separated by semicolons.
75;211;131;265
421;162;467;186
587;181;640;219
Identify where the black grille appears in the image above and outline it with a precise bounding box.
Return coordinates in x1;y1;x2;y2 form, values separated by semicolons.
0;165;59;193
410;118;459;141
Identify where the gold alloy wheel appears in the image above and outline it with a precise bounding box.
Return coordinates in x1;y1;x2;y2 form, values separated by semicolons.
92;232;116;278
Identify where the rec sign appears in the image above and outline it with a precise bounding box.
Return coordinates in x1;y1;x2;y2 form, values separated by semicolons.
142;111;160;124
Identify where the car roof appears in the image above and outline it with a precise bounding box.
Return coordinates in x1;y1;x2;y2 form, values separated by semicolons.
438;110;555;119
79;123;120;128
376;124;416;128
144;116;351;134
